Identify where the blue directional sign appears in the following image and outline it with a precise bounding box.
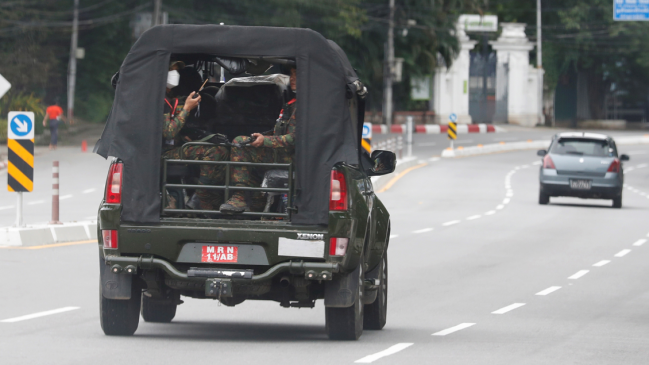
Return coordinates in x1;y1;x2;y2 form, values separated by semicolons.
8;112;35;140
614;0;649;21
449;113;458;123
362;122;372;139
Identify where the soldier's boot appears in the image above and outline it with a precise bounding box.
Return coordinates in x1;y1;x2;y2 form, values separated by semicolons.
219;192;248;213
188;178;223;211
249;192;266;212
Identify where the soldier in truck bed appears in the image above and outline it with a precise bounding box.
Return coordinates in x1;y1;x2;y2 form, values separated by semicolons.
162;61;230;210
219;65;297;213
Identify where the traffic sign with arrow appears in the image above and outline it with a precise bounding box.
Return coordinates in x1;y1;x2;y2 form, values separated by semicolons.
0;73;11;100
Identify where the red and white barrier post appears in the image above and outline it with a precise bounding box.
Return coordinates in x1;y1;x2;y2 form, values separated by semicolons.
50;161;61;224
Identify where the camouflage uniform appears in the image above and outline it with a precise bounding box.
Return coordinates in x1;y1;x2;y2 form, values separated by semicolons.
222;98;297;211
162;99;229;209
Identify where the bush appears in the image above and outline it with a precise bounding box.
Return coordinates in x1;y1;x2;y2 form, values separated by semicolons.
0;118;6;144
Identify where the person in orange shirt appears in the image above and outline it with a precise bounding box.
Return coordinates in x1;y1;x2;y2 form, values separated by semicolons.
42;102;67;150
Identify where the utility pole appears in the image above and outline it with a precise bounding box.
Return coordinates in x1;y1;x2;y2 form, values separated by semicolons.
67;0;79;124
537;0;545;126
383;0;395;127
153;0;162;26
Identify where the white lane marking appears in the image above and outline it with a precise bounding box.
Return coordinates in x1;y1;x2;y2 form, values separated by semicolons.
647;232;649;237
27;200;45;205
495;137;520;141
521;165;530;168
636;163;648;168
413;228;434;234
492;303;526;314
390;235;399;239
536;286;561;296
503;198;511;204
456;139;474;143
354;343;414;364
615;249;631;257
506;190;513;197
82;188;96;194
532;161;542;165
485;210;496;215
568;270;589;279
1;307;80;323
593;260;610;267
59;194;73;200
432;323;476;336
626;167;636;172
0;205;15;211
417;142;437;147
429;157;440;162
633;239;646;247
467;215;481;220
496;205;504;210
442;220;460;226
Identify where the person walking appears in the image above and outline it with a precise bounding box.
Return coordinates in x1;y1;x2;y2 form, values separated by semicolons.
42;102;67;150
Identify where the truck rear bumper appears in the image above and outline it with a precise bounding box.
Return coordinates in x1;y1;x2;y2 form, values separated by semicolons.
105;255;339;283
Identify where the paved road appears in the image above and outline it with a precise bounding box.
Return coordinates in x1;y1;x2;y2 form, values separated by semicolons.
1;136;649;363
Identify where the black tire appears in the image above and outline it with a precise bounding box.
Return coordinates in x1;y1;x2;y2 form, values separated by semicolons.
539;191;549;205
613;195;622;209
325;261;364;340
141;295;177;323
364;253;387;330
100;278;141;336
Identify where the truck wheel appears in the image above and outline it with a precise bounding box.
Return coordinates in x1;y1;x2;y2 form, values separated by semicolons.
325;261;364;340
100;278;141;336
539;190;549;205
141;295;177;323
612;195;622;209
364;253;387;330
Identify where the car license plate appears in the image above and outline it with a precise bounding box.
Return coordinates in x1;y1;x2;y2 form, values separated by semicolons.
569;179;591;190
201;245;238;263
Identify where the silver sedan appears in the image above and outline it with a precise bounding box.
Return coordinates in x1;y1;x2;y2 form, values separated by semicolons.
537;132;629;208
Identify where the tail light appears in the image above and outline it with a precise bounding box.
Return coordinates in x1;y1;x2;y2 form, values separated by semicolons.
105;162;123;204
102;230;118;249
608;158;620;173
330;170;348;211
329;237;349;256
543;155;556;169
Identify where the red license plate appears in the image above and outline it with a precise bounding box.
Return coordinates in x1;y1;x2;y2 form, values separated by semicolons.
201;245;238;263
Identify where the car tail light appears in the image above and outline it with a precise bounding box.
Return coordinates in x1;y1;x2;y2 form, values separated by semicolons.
330;170;348;211
543;155;556;169
607;158;620;173
329;237;349;256
105;162;123;204
102;230;118;249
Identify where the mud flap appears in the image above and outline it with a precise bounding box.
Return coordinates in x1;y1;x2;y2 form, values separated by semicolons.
324;264;360;308
100;256;132;300
363;261;381;305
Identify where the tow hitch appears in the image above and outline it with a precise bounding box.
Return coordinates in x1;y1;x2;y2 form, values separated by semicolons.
205;278;233;298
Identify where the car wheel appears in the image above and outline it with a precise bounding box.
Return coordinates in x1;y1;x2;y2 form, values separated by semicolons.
539;191;549;205
363;253;387;330
612;195;622;209
325;261;364;340
141;294;177;323
100;277;141;336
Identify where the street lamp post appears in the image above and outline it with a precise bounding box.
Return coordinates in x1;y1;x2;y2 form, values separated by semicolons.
537;0;545;126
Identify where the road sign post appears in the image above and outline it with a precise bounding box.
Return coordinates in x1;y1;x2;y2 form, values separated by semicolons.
406;116;414;157
362;122;372;155
447;113;458;150
7;111;35;227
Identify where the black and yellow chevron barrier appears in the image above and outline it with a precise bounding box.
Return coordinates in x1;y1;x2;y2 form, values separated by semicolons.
7;138;34;192
447;121;457;140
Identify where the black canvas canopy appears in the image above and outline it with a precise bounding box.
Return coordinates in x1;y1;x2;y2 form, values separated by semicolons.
95;24;360;225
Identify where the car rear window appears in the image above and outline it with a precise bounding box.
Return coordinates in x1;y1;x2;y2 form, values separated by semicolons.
550;138;615;157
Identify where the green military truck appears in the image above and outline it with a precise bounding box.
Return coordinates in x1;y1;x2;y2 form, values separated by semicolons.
95;25;395;340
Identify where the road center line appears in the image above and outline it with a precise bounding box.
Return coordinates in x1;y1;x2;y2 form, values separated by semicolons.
432;323;476;336
389;235;399;239
632;239;646;247
412;228;434;234
59;194;73;200
0;205;15;211
593;260;610;267
496;205;504;210
27;200;45;205
82;188;96;194
615;249;631;257
442;220;460;226
536;286;561;296
354;343;414;363
503;198;511;204
1;307;80;323
492;303;526;314
485;210;496;215
568;270;589;279
467;215;481;220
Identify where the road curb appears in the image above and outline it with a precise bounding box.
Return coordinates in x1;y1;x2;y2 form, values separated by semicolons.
372;124;506;134
371;156;422;192
0;220;97;247
441;135;649;158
